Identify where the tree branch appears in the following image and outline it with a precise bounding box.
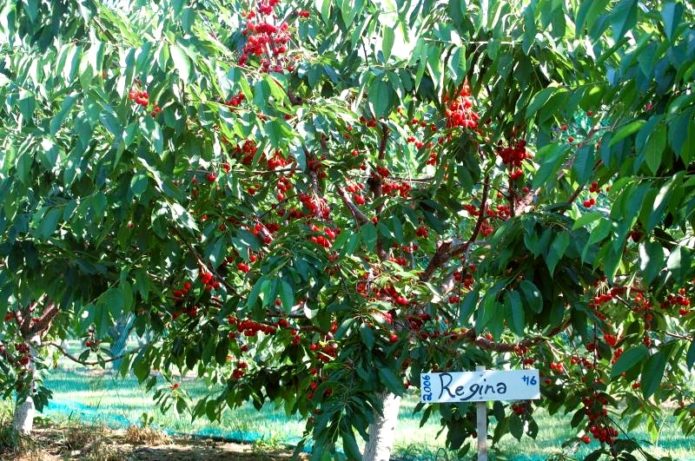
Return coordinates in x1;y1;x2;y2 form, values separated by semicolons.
467;318;572;352
47;342;145;367
171;228;238;295
28;302;60;337
419;174;490;282
337;187;369;226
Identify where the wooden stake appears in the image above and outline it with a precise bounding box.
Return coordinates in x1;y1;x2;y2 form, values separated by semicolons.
476;365;488;461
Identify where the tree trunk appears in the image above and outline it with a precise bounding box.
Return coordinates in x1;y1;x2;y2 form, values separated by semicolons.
363;392;401;461
13;336;39;435
12;397;35;434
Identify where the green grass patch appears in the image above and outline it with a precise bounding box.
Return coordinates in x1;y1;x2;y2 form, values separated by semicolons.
6;367;690;460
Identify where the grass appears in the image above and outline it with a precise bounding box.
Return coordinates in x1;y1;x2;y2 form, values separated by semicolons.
15;365;689;460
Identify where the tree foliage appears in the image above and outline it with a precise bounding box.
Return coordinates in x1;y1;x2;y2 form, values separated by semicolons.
0;0;694;458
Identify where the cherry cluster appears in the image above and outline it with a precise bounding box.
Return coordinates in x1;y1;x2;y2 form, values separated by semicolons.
225;92;245;107
381;180;411;198
662;289;691;316
200;270;221;291
445;85;479;129
369;283;409;307
231;360;248;379
358;116;378;128
172;281;193;302
345;183;366;205
497;140;530;180
239;0;293;72
13;342;31;367
128;88;149;107
228;316;278;337
453;265;475;290
298;193;331;219
308;223;340;249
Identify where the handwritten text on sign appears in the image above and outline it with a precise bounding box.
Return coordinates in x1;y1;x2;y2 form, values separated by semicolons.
421;369;540;403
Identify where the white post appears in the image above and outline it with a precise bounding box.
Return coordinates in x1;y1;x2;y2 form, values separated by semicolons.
476;365;487;461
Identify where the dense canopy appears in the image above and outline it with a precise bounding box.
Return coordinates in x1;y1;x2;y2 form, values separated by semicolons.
0;0;694;459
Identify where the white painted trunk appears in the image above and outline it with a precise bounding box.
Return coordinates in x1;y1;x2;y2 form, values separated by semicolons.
12;397;35;434
13;336;39;435
363;392;401;461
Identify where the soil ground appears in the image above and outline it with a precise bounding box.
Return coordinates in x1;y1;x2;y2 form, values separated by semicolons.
2;423;308;461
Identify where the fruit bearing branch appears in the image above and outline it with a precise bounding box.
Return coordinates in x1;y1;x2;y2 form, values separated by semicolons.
419;173;491;282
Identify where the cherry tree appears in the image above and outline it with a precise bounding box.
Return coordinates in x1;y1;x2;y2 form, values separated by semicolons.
0;0;693;459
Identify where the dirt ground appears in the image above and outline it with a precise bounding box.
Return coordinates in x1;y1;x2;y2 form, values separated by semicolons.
2;423;308;461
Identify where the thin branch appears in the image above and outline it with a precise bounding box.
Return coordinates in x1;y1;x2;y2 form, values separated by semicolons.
664;332;693;341
171;228;238;295
463;174;491;249
337;188;369;226
47;342;145;367
471;318;572;352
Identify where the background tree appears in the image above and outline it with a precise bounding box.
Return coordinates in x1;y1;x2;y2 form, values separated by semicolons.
0;0;693;459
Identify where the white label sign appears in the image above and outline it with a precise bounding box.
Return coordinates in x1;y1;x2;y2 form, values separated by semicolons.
420;369;540;403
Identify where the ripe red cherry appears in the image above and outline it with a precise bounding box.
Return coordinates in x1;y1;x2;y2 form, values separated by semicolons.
581;435;591;444
448;295;460;303
389;334;398;343
237;262;250;273
206;172;217;183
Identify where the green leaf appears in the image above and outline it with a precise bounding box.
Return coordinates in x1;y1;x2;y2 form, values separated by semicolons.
317;0;331;24
661;2;683;41
361;223;377;251
279;280;294;313
378;367;404;394
583;219;612;261
507;290;524;336
130;173;149;197
572;211;603;230
611;345;648;378
526;87;562;119
641;352;666;398
643;123;667;174
170;43;191;82
686;341;695;370
545;232;570;275
100;111;122;137
459;290;478;325
359;325;375;350
532;144;568;189
50;94;78;135
638;241;664;285
519;280;543;314
572;144;595;184
382;27;395;61
264;118;294;148
368;79;396;118
37;208;62;240
575;0;610;35
610;120;645;147
342;427;362;461
611;0;637;41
